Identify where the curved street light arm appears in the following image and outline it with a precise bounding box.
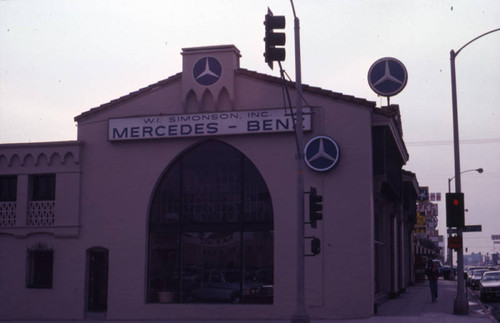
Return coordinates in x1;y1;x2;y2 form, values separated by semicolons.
454;28;500;57
448;168;484;192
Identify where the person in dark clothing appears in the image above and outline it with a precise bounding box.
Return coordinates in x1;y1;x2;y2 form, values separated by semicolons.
426;260;440;302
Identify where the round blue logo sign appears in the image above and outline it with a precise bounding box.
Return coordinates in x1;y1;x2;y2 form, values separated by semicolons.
368;57;408;97
304;136;341;172
193;57;222;86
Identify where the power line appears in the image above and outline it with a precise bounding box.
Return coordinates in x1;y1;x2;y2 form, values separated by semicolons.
406;138;500;146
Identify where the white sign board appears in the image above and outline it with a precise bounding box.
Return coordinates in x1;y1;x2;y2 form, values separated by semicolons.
108;108;311;141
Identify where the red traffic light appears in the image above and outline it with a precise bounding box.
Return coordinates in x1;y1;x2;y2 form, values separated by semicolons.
446;193;465;228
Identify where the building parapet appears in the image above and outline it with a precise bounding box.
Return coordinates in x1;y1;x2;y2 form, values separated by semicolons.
0;141;81;238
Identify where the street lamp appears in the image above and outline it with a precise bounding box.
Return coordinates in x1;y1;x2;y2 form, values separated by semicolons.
446;168;484;280
448;168;483;193
450;27;500;315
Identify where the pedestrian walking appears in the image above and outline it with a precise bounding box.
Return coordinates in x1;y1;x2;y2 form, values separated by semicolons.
426;260;440;302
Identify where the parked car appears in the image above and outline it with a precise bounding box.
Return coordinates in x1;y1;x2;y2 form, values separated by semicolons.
466;266;487;285
188;269;269;304
438;265;457;279
470;269;489;290
480;271;500;302
245;284;273;303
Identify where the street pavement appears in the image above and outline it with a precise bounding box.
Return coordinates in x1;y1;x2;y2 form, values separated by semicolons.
7;279;497;323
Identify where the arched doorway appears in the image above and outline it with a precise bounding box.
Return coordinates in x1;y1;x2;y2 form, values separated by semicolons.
147;140;274;304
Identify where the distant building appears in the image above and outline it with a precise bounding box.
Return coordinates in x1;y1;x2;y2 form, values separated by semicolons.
438;235;445;262
464;252;484;266
0;45;419;321
492;253;499;265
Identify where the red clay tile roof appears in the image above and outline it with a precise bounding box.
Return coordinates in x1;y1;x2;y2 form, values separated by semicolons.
237;69;376;107
74;72;182;122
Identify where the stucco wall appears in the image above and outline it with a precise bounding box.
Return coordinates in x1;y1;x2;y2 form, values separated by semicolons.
0;45;377;320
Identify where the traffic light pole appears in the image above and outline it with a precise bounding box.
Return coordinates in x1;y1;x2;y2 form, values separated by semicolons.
263;3;308;319
290;5;309;323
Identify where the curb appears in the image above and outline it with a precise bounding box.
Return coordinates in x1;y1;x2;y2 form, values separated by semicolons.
467;287;497;322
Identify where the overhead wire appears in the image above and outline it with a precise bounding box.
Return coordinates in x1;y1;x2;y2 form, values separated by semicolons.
406;138;500;146
278;61;301;155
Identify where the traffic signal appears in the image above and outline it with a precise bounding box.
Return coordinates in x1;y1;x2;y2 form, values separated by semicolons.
446;193;465;228
309;187;323;228
311;237;321;256
264;9;286;69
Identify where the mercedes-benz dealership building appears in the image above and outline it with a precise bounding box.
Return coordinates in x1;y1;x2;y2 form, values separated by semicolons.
0;45;419;321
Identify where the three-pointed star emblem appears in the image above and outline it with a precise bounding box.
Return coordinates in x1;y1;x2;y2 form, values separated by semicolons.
193;57;222;86
307;138;337;164
372;60;404;87
368;57;408;97
304;136;340;172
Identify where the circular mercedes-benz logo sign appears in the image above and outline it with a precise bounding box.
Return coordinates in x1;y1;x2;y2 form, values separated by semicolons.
193;56;222;86
304;135;341;172
368;57;408;97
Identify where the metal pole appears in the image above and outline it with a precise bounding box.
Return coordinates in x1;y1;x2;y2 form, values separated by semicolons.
290;8;309;323
448;230;455;280
450;49;468;315
449;27;500;314
447;179;455;280
447;168;483;282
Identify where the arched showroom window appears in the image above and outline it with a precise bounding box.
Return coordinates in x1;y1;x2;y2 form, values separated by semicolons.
147;140;274;304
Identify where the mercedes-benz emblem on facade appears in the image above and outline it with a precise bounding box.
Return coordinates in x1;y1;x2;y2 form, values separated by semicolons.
368;57;408;97
193;56;222;86
304;135;341;172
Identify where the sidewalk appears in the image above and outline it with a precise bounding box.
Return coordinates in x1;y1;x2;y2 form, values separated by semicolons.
193;279;497;323
7;280;497;323
363;278;496;322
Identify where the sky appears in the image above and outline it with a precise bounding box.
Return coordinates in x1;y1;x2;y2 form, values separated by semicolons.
1;0;499;259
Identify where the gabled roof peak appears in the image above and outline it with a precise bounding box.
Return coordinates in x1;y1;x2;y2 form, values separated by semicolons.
74;44;377;122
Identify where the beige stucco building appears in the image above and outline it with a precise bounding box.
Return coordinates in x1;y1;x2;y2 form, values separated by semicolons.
0;45;419;321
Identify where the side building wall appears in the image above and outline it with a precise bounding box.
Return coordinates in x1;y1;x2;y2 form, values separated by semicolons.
0;141;83;320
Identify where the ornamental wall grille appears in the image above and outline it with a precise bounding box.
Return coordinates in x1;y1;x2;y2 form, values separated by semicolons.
28;201;55;226
0;202;16;227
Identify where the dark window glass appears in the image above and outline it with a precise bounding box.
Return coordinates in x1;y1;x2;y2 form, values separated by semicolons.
148;141;273;304
243;160;273;223
147;233;180;303
0;176;17;202
181;231;242;303
26;244;54;289
31;174;56;201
